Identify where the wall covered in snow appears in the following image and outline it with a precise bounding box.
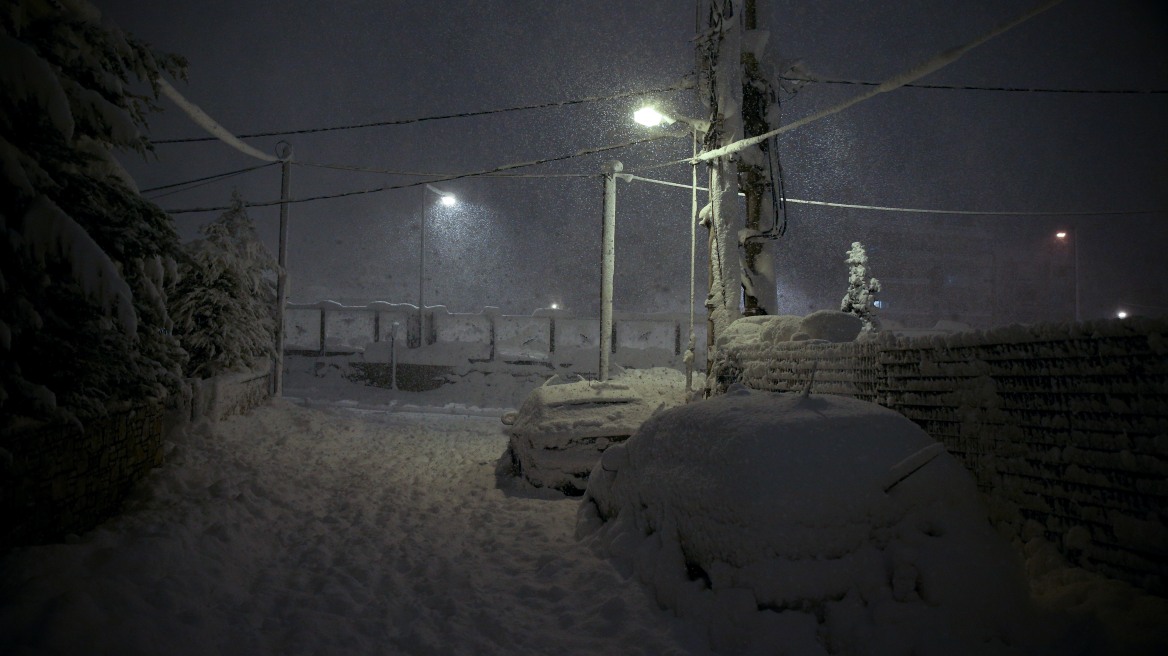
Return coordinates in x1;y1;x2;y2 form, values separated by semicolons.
715;318;1168;595
0;405;164;551
188;364;272;422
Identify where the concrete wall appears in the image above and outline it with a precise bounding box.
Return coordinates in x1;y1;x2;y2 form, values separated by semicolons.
715;317;1168;595
189;365;273;422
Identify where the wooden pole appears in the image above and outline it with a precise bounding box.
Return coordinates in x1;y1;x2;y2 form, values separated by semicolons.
273;141;292;396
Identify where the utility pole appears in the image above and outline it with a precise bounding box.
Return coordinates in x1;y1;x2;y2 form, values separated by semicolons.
272;141;293;396
599;160;622;382
739;0;778;316
699;0;745;368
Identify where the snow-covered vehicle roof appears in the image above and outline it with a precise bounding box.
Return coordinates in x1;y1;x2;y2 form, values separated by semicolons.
501;369;685;495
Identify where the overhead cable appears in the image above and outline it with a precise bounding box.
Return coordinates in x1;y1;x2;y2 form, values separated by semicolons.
779;75;1168;95
617;173;1163;216
293;160;592;179
163;134;675;214
153;80;693;145
141;162;278;197
697;0;1067;163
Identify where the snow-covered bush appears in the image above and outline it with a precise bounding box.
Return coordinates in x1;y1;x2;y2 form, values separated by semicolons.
170;191;277;378
840;241;881;331
0;0;188;427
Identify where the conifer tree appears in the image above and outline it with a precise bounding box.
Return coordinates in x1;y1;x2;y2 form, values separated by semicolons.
1;0;188;426
840;241;881;331
171;191;277;378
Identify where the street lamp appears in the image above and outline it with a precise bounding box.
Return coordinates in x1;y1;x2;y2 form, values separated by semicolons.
418;184;456;345
633;105;709;394
1054;229;1080;322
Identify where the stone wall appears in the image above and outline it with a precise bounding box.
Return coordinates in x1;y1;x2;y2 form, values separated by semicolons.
716;317;1168;595
1;405;163;550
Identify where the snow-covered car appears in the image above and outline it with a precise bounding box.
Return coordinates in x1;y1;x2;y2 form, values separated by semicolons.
501;370;684;495
577;386;1033;654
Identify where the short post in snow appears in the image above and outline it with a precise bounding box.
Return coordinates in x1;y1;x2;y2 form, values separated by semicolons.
272;141;293;396
599;160;622;382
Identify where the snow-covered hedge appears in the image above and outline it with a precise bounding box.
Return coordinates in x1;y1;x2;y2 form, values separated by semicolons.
1;0;188;427
170;192;277;378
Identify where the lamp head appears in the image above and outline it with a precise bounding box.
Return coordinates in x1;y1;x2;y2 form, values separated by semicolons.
634;106;673;127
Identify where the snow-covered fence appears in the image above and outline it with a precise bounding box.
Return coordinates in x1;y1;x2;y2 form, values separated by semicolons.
283;302;704;373
718;318;1168;595
1;405;164;550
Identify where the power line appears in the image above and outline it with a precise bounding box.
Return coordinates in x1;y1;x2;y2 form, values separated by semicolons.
619;173;1164;216
293;160;593;179
152;80;693;145
697;0;1069;163
779;75;1168;95
163;134;675;214
141;162;278;196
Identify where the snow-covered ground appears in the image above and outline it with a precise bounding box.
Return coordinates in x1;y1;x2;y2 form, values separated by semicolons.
2;364;1166;655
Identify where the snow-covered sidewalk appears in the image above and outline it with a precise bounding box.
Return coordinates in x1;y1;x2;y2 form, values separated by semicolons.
0;401;708;655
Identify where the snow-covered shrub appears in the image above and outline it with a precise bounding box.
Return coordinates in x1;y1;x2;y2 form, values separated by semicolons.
170;191;276;378
840;241;881;331
578;388;1034;654
0;0;188;427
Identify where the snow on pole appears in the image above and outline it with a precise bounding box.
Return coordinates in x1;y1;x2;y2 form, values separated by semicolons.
157;78;279;163
600;161;622;382
694;0;1067;164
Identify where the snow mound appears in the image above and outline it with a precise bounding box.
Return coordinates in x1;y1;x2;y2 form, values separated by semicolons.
716;312;861;352
798;310;862;342
577;388;1034;654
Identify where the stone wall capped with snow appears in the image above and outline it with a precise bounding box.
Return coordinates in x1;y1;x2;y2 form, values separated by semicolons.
714;317;1168;595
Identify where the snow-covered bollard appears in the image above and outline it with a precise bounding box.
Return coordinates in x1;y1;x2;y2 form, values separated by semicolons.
577;387;1034;654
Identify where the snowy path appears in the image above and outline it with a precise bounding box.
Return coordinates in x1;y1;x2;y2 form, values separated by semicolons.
0;401;708;655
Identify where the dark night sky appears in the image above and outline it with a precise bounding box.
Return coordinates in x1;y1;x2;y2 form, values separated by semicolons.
95;0;1168;324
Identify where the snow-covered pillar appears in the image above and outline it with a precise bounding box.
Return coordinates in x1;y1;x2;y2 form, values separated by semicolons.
739;0;778;316
273;141;293;396
699;0;744;370
599;160;622;382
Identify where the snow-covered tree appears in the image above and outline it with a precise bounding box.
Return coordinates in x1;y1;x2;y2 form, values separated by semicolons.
840;241;881;331
170;191;277;378
1;0;188;427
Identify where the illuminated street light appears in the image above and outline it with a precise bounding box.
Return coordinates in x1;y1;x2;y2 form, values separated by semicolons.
632;105;709;393
418;184;456;345
1054;229;1080;323
1117;310;1128;319
633;105;710;134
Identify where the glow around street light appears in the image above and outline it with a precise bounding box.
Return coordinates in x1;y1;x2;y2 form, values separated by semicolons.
633;106;671;127
1055;231;1067;239
440;194;456;207
1117;310;1128;319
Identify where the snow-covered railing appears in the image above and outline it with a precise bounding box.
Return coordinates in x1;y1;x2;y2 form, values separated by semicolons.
282;302;707;373
717;317;1168;596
